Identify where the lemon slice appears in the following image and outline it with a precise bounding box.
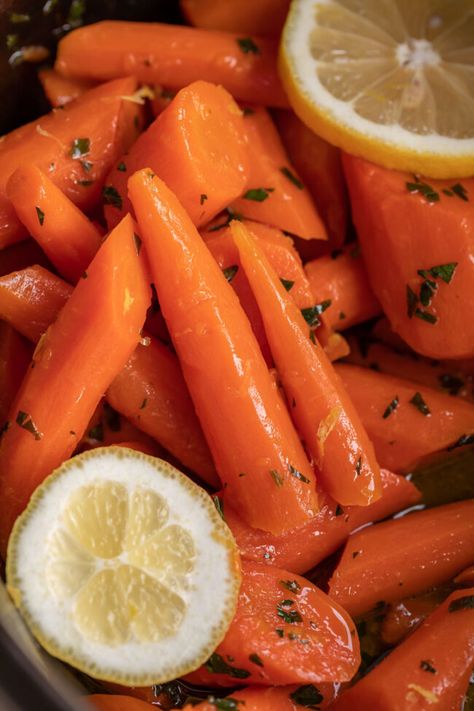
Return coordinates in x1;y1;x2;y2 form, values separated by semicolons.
6;447;240;686
280;0;474;178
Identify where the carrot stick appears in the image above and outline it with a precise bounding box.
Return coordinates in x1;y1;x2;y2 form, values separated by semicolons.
103;80;250;231
0;323;32;426
335;363;474;472
0;239;53;277
0;77;142;249
178;683;338;710
0;215;150;556
38;68;96;108
184;560;359;687
129;169;318;535
89;696;155;711
55;22;288;107
232;221;381;506
7;165;102;283
330;588;474;711
231;107;328;241
328;500;474;617
223;469;420;574
180;0;290;37
380;589;447;646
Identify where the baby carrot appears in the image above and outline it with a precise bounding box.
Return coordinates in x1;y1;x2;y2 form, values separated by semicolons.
88;696;155;711
7;165;102;283
0;323;32;426
328;500;474;617
178;683;338;710
129;169;318;535
180;0;290;36
232;221;381;506
38;68;96;108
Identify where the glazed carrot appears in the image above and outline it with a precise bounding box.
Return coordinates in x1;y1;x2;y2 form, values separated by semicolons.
223;469;420;574
104;81;250;230
0;323;32;426
305;244;381;330
7;165;102;283
328;500;474;617
336;363;474;472
178;682;338;710
381;588;448;646
56;22;288;107
276;110;349;247
180;0;290;36
129;169;318;535
185;560;359;687
0;239;52;277
0;77;142;248
330;588;474;711
88;695;155;711
455;565;474;586
231;107;327;241
343;154;474;359
38;68;96;108
233;221;381;506
0;215;150;555
0;266;73;342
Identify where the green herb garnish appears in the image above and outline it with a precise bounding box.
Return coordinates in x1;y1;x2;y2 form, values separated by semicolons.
70;137;90;159
415;308;437;325
280;580;301;594
409;392;430;416
420;660;436;673
280;166;304;190
448;595;474;613
200;193;208;205
102;185;122;209
447;433;474;452
301;300;331;327
35;206;45;226
438;373;464;395
270;469;284;487
223;265;238;283
243;187;274;202
205;653;250;679
450;183;468;202
382;396;399;419
288;464;310;484
237;37;260;54
277;602;302;624
117;161;127;172
16;411;42;440
280;277;295;291
406;180;439;203
249;653;264;667
289;684;324;708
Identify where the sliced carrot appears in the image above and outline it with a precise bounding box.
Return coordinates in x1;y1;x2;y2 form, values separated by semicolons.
330;588;474;711
0;239;52;277
56;22;288;107
336;363;474;472
381;588;449;646
129;169;318;535
185;560;359;687
232;221;381;506
178;682;338;710
0;323;32;426
231;107;327;241
0;215;150;556
7;165;102;283
224;469;420;574
38;68;96;108
328;500;474;617
180;0;290;36
343;154;474;359
0;77;142;249
88;695;155;711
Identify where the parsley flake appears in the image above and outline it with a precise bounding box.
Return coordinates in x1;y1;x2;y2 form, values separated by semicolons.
438;373;464;395
382;396;399;419
355;456;362;476
335;504;344;516
406;180;439;203
243;187;274;202
426;262;458;284
420;660;436;674
301;300;331;328
200;193;208;205
16;411;42;440
70;137;90;159
280;277;295;291
270;469;284;487
450;183;468;202
280;580;301;593
237;37;260;54
223;265;238;283
206;697;243;711
415;308;437;325
288;464;310;483
289;684;324;708
447;433;474;451
35;206;45;226
280;166;304;190
102;185;122;209
81;160;93;172
409;392;430;416
448;595;474;613
117;161;127;172
249;653;264;667
277;602;302;624
275;628;284;637
205;653;250;679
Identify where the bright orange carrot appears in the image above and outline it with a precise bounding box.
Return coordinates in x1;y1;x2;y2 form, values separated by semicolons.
0;239;52;277
336;363;474;472
328;500;474;617
56;22;288;107
185;560;359;687
178;683;338;710
104;81;249;230
38;68;96;108
0;215;150;556
7;165;102;283
231;107;327;241
224;469;420;574
330;588;474;711
276;110;349;247
180;0;290;36
305;243;381;330
0;323;32;426
0;77;142;248
343;154;474;359
88;695;155;711
129;169;318;535
232;221;381;506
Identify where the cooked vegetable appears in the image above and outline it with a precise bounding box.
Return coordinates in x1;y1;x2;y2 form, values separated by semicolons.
180;0;290;36
177;683;338;711
0;323;32;426
38;69;95;108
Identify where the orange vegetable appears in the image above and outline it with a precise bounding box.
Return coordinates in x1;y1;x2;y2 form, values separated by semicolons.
231;107;327;241
104;80;249;231
276;110;349;247
336;363;474;472
178;682;338;710
233;221;381;506
305;244;381;330
0;323;32;426
88;695;154;711
455;565;474;586
381;589;448;646
38;68;96;108
224;469;420;574
180;0;290;36
129;169;318;535
184;560;359;687
328;500;474;617
343;154;474;359
330;588;474;711
7;165;102;283
56;22;288;107
0;215;150;555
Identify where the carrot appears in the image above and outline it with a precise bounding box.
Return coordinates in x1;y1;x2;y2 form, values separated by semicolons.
335;363;474;472
0;323;32;426
0;239;53;277
55;21;288;108
180;0;290;36
103;80;250;231
305;244;381;330
129;169;318;535
0;215;150;556
223;469;420;574
328;500;474;617
184;560;359;687
455;565;474;586
38;68;96;108
232;221;381;506
381;588;448;646
7;165;102;283
88;695;155;711
0;266;73;343
276;110;349;247
231;107;327;241
343;154;474;359
330;588;474;711
0;76;142;249
178;682;338;710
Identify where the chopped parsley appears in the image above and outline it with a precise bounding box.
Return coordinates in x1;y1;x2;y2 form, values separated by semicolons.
223;265;238;283
139;398;148;410
117;161;127;172
249;653;264;667
275;628;284;637
35;206;45;226
382;396;399;419
206;698;243;711
277;602;302;624
236;37;260;54
270;469;284;487
335;504;344;516
69;137;90;159
81;160;93;172
280;166;304;190
415;308;438;325
212;495;225;521
288;464;310;483
200;193;208;205
289;684;324;708
409;392;430;416
448;595;474;613
205;653;250;679
243;187;274;202
420;660;437;674
447;433;474;451
280;277;295;291
301;300;331;328
439;373;464;395
102;185;122;209
133;232;142;255
419;263;458;284
280;580;301;594
406;179;439;203
355;456;362;476
450;183;469;202
16;411;42;440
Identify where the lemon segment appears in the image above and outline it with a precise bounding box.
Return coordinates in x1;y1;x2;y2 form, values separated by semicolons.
6;447;240;686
